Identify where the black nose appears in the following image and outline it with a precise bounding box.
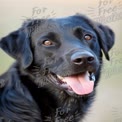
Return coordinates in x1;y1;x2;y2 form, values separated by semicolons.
71;52;95;65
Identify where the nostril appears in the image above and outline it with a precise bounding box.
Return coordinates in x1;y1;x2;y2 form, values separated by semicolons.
87;56;94;62
73;58;83;64
71;52;95;65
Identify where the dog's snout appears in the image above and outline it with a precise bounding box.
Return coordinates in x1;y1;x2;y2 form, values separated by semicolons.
71;52;95;65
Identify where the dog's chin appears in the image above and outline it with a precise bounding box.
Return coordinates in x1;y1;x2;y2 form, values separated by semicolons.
46;71;96;97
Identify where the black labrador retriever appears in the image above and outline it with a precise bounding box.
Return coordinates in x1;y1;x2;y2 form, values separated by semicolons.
0;14;114;122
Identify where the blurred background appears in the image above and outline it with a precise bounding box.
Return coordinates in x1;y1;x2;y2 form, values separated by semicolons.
0;0;122;122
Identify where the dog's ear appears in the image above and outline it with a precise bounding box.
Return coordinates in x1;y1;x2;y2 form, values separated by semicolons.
0;29;33;69
75;14;115;60
94;24;115;60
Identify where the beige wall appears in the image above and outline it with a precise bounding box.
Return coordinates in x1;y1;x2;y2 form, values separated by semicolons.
0;0;122;122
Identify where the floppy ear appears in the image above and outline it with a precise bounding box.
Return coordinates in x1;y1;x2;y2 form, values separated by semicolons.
0;29;33;69
94;24;115;60
76;14;115;60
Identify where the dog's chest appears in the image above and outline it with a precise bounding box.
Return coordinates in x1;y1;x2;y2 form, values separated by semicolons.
40;91;81;122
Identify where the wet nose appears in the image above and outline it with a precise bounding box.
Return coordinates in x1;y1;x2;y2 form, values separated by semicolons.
71;52;95;65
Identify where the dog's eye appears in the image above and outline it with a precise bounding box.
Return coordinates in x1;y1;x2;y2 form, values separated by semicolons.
84;34;93;41
42;40;53;46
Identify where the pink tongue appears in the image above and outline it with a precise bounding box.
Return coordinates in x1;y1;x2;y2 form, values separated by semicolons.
63;72;94;95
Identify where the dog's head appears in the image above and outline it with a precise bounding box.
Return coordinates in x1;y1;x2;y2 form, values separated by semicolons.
0;15;115;96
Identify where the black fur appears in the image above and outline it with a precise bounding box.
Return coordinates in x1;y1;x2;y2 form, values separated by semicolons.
0;14;114;122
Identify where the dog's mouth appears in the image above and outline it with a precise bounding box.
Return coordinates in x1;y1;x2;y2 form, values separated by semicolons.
47;71;95;96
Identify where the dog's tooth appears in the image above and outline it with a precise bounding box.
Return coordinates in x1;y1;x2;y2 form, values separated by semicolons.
57;75;64;80
86;71;90;76
62;79;66;82
89;73;96;82
91;74;95;82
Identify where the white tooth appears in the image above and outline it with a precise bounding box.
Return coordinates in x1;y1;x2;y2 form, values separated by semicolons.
91;73;95;82
88;72;96;82
86;71;90;76
62;79;66;82
57;75;64;80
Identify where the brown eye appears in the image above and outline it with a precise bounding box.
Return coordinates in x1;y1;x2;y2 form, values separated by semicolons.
43;40;53;46
84;34;92;41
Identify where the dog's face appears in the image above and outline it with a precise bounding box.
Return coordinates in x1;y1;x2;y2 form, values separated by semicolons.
0;15;114;96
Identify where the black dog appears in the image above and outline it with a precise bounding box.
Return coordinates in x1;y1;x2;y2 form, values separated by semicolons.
0;14;114;122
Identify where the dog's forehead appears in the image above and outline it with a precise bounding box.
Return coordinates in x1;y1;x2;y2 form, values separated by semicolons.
55;16;88;28
31;15;94;40
54;15;93;31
